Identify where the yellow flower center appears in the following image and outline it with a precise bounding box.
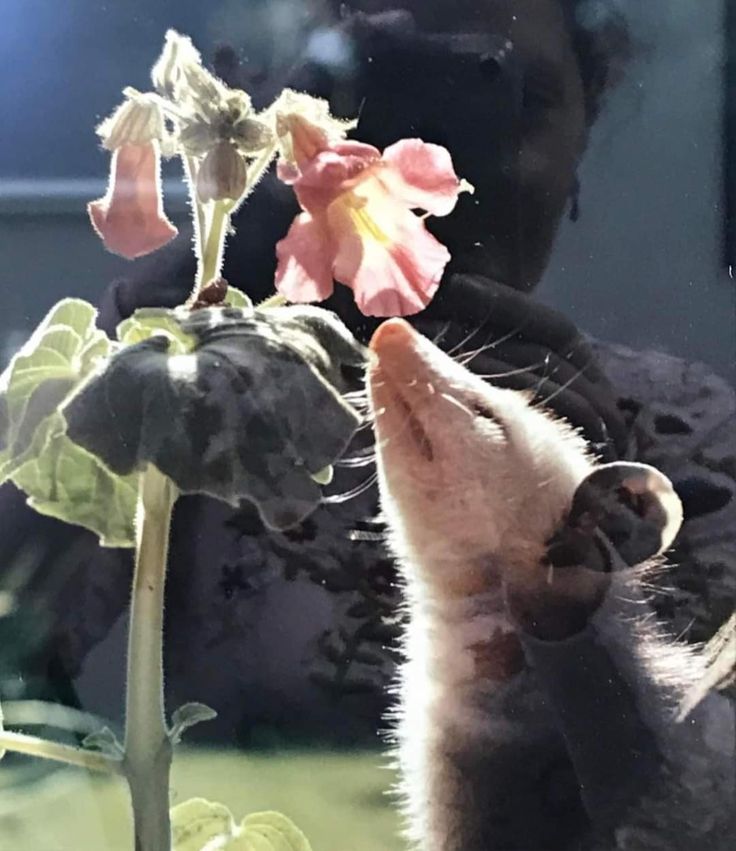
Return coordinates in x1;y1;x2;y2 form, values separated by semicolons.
340;192;392;246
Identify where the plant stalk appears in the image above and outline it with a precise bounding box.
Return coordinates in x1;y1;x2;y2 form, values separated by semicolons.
123;464;177;851
185;199;231;307
0;730;122;774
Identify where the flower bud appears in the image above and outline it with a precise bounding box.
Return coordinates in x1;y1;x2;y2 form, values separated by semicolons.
151;29;201;99
196;141;248;203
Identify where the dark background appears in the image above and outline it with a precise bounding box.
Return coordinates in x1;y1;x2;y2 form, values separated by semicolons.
0;0;734;383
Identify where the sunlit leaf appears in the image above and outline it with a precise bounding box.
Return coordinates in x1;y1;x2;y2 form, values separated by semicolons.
242;812;313;851
171;799;235;851
310;465;334;485
169;702;218;744
171;800;313;851
224;286;253;309
117;307;197;354
0;298;138;546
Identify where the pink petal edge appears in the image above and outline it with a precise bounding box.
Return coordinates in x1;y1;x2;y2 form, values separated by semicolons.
275;212;336;303
379;138;462;217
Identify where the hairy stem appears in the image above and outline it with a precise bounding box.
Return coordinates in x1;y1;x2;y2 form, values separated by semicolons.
186;199;231;307
183;156;206;266
0;730;122;774
123;464;177;851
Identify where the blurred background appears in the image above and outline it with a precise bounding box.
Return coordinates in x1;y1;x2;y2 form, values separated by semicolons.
1;0;733;377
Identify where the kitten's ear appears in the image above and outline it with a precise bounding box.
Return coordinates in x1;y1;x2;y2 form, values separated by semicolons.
568;462;683;566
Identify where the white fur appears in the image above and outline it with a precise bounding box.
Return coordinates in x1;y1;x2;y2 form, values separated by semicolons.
368;322;734;850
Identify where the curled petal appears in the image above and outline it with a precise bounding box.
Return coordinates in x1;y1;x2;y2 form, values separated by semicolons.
292;143;382;212
88;143;178;259
330;192;449;317
379;138;464;216
275;213;335;304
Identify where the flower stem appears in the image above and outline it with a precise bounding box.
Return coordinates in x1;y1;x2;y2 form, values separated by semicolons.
183;156;206;264
123;464;177;851
0;730;122;774
186;199;231;307
201;201;229;286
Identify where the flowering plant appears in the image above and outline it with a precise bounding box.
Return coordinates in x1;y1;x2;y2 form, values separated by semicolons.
0;30;469;851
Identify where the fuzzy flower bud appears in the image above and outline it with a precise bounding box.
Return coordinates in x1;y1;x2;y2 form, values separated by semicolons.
151;29;202;100
196;141;248;203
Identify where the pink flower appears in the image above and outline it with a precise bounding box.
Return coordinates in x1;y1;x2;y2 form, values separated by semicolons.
88;142;178;259
275;129;467;317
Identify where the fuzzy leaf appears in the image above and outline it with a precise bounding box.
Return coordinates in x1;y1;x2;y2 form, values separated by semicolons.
241;812;313;851
117;307;197;353
171;800;312;851
171;799;235;851
0;299;138;546
82;726;124;759
65;304;367;530
169;702;218;744
224;286;253;309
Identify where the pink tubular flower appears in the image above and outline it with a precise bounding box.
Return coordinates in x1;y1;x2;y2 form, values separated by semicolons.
88;142;178;259
274;130;467;317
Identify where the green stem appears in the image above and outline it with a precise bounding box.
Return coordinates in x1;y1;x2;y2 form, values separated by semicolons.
0;730;122;775
186;200;231;307
200;201;229;286
123;464;177;851
183;156;206;265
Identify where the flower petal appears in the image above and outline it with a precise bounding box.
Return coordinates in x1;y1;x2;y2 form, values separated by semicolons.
330;193;450;317
88;143;178;259
275;213;336;303
291;143;381;211
378;138;463;217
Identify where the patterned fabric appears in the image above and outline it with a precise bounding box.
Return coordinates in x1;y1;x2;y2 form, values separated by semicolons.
592;341;736;644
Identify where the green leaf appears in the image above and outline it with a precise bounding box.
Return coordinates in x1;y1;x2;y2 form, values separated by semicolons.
224;286;253;309
171;799;235;851
171;801;313;851
241;812;313;851
169;702;218;744
116;307;197;354
310;465;333;486
82;726;124;759
0;298;138;547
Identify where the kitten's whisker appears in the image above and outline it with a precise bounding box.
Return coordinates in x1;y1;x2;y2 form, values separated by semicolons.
322;472;379;504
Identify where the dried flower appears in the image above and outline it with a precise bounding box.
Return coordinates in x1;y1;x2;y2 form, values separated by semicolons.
274;116;470;317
